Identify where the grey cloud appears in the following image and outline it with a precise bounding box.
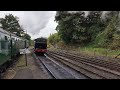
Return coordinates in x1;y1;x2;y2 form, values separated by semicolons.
20;11;56;35
0;11;57;39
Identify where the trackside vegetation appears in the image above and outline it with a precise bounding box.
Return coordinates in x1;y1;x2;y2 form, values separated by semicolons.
48;11;120;57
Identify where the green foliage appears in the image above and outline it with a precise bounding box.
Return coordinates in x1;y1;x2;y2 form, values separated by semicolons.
51;11;120;50
55;11;104;45
104;11;119;24
23;33;31;40
94;15;120;49
110;32;120;50
0;14;24;37
48;33;61;46
29;40;34;46
0;14;31;41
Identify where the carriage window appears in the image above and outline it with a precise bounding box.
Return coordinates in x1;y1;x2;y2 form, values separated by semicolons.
5;36;8;40
0;41;1;53
1;40;7;49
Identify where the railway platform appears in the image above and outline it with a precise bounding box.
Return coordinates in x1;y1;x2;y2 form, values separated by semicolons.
13;68;33;79
2;48;50;79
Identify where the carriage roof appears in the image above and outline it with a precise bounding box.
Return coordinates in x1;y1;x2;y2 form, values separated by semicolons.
0;28;25;41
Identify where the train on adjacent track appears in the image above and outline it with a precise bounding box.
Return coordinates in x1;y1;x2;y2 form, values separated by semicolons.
0;28;29;76
34;37;47;55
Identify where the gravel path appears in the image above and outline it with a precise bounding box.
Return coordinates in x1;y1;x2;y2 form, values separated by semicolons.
13;68;33;79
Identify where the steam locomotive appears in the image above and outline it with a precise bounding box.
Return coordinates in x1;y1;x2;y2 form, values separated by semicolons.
34;37;47;55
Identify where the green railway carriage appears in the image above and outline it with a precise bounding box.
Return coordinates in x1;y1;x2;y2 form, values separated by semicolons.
0;28;29;74
0;29;11;68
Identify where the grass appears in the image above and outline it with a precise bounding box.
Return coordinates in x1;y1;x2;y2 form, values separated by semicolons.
16;53;33;69
3;55;29;79
16;55;26;68
53;43;120;58
49;41;120;58
77;46;120;58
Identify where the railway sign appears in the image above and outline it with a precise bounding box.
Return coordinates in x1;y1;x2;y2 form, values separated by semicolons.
19;48;31;66
19;48;31;54
20;49;26;54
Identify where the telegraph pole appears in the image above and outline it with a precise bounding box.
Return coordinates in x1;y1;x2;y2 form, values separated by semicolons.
25;29;27;66
25;40;27;66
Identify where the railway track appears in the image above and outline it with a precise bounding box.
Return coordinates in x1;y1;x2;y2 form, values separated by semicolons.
34;53;84;79
48;49;120;72
44;54;89;79
38;57;57;79
33;53;56;79
46;50;120;79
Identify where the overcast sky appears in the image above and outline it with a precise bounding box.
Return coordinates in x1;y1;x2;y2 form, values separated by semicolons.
0;11;57;39
0;11;109;40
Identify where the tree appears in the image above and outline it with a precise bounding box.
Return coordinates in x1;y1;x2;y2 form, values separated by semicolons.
55;11;104;45
94;15;119;48
55;11;88;44
23;33;31;40
55;11;120;49
48;33;60;46
0;14;24;37
85;11;105;42
104;11;119;25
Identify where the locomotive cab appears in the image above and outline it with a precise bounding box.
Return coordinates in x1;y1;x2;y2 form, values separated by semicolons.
34;38;47;55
